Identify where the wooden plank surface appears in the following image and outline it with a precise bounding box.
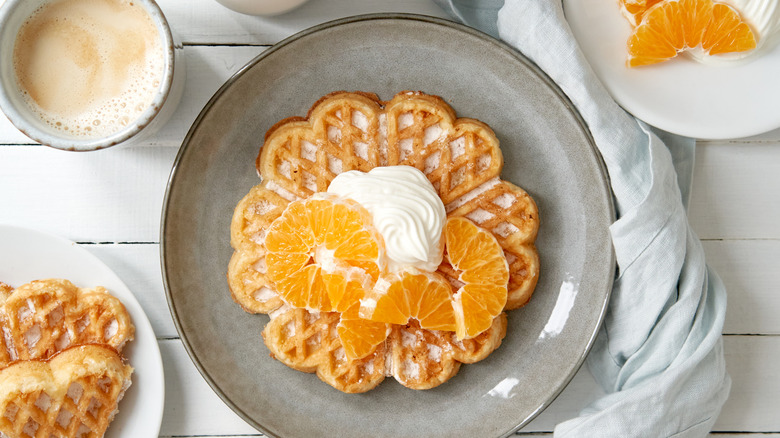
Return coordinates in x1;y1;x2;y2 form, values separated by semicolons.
152;335;780;435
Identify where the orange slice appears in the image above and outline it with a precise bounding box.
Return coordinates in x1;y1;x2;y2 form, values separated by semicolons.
338;303;389;360
264;195;384;311
445;217;509;339
619;0;664;26
359;269;457;332
627;0;757;67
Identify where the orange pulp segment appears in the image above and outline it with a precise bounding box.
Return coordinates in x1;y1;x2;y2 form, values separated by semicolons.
619;0;664;26
264;195;384;311
338;302;389;360
359;269;457;332
627;0;757;67
446;217;509;340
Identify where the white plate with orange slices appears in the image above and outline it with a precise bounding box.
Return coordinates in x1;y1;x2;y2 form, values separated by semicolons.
564;0;780;139
162;14;615;438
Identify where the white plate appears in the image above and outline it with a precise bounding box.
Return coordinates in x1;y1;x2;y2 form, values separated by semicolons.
564;0;780;139
0;225;163;438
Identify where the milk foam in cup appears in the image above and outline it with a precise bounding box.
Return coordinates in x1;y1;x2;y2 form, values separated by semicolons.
0;0;185;151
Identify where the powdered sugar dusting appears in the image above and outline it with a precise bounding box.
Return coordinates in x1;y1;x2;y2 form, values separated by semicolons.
265;181;298;201
427;344;442;362
401;330;417;348
250;229;267;245
301;140;317;162
399;138;414;161
403;359;420;379
504;251;517;264
353;141;369;161
251;200;276;216
328;155;343;174
284;320;296;336
477;153;492;172
423;124;443;146
445;177;500;213
253;286;275;302
491;193;516;209
327;125;341;142
424;150;441;174
378;113;388;165
449;136;466;159
466;208;494;224
398;112;414;130
449;167;466;190
352;110;369;132
493;222;520;238
277;161;291;179
302;171;317;192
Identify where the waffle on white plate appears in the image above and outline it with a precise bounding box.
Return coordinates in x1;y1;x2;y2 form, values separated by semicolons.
0;279;135;437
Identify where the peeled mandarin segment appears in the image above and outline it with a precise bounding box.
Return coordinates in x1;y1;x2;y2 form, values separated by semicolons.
619;0;664;25
323;272;369;313
413;275;457;331
626;0;757;67
264;196;384;312
704;4;756;54
445;217;508;340
274;265;332;310
338;303;389;360
265;252;311;282
361;275;411;325
360;270;457;332
334;230;381;262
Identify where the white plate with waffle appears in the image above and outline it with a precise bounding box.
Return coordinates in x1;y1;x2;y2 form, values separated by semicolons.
0;224;164;438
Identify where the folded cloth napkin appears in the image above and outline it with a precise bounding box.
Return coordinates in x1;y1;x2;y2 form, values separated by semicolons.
435;0;731;436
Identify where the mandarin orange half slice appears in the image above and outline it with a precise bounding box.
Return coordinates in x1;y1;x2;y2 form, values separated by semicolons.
338;303;390;360
359;269;457;332
264;194;385;312
446;217;509;340
619;0;664;26
627;0;757;67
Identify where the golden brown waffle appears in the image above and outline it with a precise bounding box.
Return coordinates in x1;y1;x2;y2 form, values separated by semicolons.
230;91;539;392
0;279;135;369
262;307;506;392
229;91;539;314
0;344;132;438
262;307;388;393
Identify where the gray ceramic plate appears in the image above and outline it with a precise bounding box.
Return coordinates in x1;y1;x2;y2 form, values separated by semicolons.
161;14;614;438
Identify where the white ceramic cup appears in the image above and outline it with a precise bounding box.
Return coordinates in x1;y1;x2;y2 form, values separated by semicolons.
214;0;310;16
0;0;185;151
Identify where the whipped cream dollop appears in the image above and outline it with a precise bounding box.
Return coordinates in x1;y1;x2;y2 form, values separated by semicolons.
689;0;780;63
327;166;446;273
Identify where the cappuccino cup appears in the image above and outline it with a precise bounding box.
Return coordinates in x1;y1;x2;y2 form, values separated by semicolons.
0;0;184;151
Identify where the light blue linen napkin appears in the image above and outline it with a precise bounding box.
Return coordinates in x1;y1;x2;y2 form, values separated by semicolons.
435;0;731;436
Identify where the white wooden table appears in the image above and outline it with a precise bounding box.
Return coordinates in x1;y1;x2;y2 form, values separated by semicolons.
1;1;778;436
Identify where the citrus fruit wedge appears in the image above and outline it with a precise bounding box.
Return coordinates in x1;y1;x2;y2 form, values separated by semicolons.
627;0;757;67
359;269;457;332
264;195;385;311
338;302;390;361
446;217;509;339
619;0;664;26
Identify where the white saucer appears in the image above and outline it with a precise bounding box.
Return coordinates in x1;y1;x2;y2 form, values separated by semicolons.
0;225;164;438
564;0;780;139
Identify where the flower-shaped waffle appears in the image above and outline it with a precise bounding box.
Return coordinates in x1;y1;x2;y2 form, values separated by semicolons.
228;91;540;393
0;344;132;438
0;279;135;369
